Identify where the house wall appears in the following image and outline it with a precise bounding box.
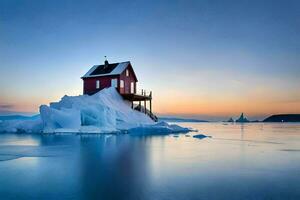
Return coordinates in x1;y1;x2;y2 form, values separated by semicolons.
83;75;119;95
82;64;138;95
119;65;137;94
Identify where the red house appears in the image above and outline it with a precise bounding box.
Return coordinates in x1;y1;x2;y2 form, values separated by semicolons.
81;59;157;121
81;60;137;95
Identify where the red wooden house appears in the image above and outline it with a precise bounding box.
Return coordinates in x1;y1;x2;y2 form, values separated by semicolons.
81;60;137;95
81;60;157;121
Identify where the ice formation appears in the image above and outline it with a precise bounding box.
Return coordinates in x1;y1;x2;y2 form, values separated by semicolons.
0;88;192;134
193;134;211;139
129;122;191;135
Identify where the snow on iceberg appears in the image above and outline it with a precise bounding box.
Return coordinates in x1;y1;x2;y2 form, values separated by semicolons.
40;87;154;133
0;88;192;134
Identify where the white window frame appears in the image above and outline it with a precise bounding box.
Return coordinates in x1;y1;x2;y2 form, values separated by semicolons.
120;80;124;88
96;80;100;89
126;69;129;77
111;78;118;88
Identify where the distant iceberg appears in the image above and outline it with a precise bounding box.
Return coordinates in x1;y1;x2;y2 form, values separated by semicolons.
0;88;192;134
226;117;234;123
235;113;249;123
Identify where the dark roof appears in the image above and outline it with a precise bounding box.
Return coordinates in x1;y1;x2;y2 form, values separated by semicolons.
90;63;119;75
82;61;138;81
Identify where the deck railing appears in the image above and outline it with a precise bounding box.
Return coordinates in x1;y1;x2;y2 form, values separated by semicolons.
135;89;152;97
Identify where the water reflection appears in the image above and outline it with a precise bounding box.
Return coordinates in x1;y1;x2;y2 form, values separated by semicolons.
0;123;300;200
77;135;150;199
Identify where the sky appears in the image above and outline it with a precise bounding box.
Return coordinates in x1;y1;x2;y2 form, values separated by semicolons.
0;0;300;121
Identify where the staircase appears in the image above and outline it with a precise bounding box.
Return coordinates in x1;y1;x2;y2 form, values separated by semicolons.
134;104;158;122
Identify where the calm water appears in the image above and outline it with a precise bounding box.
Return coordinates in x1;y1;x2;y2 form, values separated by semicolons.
0;123;299;200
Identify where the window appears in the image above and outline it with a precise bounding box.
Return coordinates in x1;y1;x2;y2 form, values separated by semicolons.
120;80;124;88
130;82;134;93
96;80;100;89
111;78;118;88
126;69;129;77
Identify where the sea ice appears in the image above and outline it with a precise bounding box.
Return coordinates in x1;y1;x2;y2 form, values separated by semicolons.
193;134;211;139
128;121;191;135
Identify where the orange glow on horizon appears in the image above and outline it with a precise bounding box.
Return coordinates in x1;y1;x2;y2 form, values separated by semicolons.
1;86;300;119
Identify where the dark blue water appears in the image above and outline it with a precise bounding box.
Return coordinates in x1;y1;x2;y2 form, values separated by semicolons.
0;123;300;199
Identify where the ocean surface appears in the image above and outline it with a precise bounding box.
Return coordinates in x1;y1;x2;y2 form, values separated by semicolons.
0;122;299;200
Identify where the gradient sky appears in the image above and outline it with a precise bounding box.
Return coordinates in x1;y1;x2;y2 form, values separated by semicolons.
0;0;300;120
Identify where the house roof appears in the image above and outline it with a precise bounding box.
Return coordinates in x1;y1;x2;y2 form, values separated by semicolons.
81;61;138;81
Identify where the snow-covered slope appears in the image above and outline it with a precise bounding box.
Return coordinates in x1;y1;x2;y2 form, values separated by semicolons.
0;88;191;134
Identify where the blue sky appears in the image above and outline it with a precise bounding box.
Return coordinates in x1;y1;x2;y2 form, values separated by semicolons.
0;0;300;120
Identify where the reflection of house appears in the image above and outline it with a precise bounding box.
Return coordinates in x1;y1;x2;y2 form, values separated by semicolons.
82;60;137;95
81;59;157;121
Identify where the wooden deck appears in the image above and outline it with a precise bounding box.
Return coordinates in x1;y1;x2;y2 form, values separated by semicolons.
121;93;152;101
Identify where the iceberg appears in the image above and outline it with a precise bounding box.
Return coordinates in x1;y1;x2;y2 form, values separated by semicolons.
0;88;192;134
193;134;211;139
235;113;249;123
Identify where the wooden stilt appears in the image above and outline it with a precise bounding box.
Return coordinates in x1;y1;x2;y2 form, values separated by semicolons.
144;100;146;114
131;101;134;109
150;100;152;115
150;91;152;114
